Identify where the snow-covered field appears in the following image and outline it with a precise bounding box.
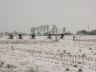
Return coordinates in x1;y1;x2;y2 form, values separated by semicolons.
0;36;96;72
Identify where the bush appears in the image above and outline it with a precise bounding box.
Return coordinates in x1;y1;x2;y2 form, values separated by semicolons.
74;65;78;67
0;61;4;67
66;68;69;71
6;64;16;69
77;69;83;72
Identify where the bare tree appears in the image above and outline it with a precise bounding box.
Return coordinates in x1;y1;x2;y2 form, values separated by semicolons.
51;25;58;34
0;33;3;38
46;24;49;34
36;26;40;35
42;25;46;34
39;25;43;35
31;27;36;34
62;27;66;34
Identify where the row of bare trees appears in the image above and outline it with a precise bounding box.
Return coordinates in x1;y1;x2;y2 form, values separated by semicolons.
0;25;67;37
31;24;66;35
31;24;49;35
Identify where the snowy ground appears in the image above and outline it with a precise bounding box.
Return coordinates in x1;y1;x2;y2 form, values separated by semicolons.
0;36;96;72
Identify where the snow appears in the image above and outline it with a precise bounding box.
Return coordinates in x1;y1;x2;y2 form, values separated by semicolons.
0;36;96;72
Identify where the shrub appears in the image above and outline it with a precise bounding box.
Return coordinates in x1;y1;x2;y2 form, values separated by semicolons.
74;65;78;67
77;69;83;72
0;61;4;67
6;64;16;69
66;68;69;71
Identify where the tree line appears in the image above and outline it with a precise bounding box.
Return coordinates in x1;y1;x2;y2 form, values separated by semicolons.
77;30;96;35
30;24;67;36
1;24;96;36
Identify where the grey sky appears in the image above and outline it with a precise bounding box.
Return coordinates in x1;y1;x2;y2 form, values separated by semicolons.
0;0;96;33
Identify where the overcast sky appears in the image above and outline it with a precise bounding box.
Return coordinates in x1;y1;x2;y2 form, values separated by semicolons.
0;0;96;33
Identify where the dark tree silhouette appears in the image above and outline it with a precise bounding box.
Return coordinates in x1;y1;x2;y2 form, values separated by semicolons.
48;33;52;39
18;34;22;39
31;33;36;39
60;33;64;39
9;33;14;39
